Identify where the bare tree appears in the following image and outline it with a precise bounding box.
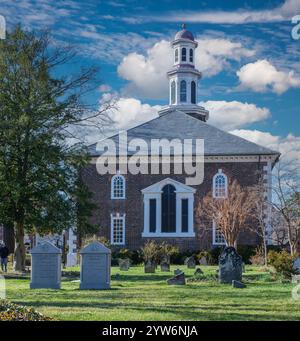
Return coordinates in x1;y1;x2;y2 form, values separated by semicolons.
272;160;300;256
200;180;257;248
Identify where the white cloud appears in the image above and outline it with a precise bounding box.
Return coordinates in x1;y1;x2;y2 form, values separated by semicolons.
118;38;254;99
200;100;270;130
141;0;300;24
230;129;300;164
237;59;300;94
107;96;161;130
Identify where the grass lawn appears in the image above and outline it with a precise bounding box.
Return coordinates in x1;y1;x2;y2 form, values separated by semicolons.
3;265;300;321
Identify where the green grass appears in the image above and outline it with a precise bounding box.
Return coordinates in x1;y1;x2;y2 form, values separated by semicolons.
3;265;300;321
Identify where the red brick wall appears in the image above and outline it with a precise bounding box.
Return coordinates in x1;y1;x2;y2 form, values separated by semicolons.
81;160;265;251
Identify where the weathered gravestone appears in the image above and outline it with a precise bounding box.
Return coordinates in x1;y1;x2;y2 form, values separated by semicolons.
167;272;186;285
119;258;130;271
219;247;243;284
293;258;300;274
144;260;156;273
194;268;203;275
174;268;182;275
199;256;208;266
80;241;111;290
30;241;61;289
185;256;196;269
292;275;300;284
160;261;170;272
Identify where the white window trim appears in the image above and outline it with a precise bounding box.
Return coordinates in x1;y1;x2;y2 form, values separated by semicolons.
110;213;126;245
142;178;195;238
212;169;228;198
212;220;226;246
111;174;126;200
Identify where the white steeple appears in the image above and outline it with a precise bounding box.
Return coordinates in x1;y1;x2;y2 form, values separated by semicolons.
158;24;209;121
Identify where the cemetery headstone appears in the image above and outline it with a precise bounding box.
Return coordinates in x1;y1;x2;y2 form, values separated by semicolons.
292;275;300;284
194;268;203;275
119;258;130;271
30;241;61;289
80;241;111;290
219;247;243;284
174;268;182;275
144;260;156;273
167;272;186;285
199;256;208;266
293;258;300;274
160;261;170;272
185;256;196;269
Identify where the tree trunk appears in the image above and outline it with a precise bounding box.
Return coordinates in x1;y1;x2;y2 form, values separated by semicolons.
14;221;26;272
3;224;15;254
263;238;268;266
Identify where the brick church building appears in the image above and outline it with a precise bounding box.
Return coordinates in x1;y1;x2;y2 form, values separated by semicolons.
83;25;280;251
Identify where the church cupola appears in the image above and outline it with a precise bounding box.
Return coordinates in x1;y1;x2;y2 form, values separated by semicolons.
159;24;209;122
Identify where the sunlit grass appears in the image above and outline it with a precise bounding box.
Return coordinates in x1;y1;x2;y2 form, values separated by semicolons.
4;265;300;321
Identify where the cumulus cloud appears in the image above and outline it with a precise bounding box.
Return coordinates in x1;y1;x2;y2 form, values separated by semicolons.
237;59;300;94
199;100;270;131
118;38;254;99
107;96;161;130
230;129;300;164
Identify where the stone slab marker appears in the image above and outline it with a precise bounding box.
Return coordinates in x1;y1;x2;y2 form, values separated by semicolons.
30;241;61;289
80;241;111;290
219;246;243;284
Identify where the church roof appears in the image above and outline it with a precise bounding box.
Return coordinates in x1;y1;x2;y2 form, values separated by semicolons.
88;110;280;157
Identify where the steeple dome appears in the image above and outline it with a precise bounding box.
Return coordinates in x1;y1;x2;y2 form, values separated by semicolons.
174;24;195;41
158;24;209;122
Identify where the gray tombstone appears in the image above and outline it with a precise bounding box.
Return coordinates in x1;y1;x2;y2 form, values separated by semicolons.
144;260;156;273
185;256;196;269
160;261;170;272
194;267;203;275
199;256;208;266
174;268;182;275
293;258;300;274
219;247;243;284
119;258;130;271
80;241;111;290
30;241;61;289
167;272;186;285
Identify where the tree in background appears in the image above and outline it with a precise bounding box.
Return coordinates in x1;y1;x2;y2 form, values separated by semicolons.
272;161;300;256
200;180;256;248
0;26;112;271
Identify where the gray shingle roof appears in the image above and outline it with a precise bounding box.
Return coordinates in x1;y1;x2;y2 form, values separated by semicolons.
88;110;279;157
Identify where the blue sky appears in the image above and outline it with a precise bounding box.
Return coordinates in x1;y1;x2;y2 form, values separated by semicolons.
1;0;300;160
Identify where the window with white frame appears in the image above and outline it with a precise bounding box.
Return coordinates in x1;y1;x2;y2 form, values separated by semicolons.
111;174;126;199
213;221;226;245
111;214;125;245
213;169;228;198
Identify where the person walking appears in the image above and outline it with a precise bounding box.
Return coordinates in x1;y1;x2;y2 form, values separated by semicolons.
0;242;10;272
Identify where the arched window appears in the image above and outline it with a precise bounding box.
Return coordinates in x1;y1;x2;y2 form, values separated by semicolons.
180;80;187;102
189;49;193;62
161;184;176;233
213;169;228;198
171;81;176;104
111;174;126;199
175;49;178;63
182;48;186;62
191;81;196;104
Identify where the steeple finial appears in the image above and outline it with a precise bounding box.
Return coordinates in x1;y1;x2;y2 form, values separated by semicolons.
181;23;186;30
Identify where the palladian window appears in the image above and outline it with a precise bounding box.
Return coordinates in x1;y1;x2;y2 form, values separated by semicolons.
142;178;195;237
